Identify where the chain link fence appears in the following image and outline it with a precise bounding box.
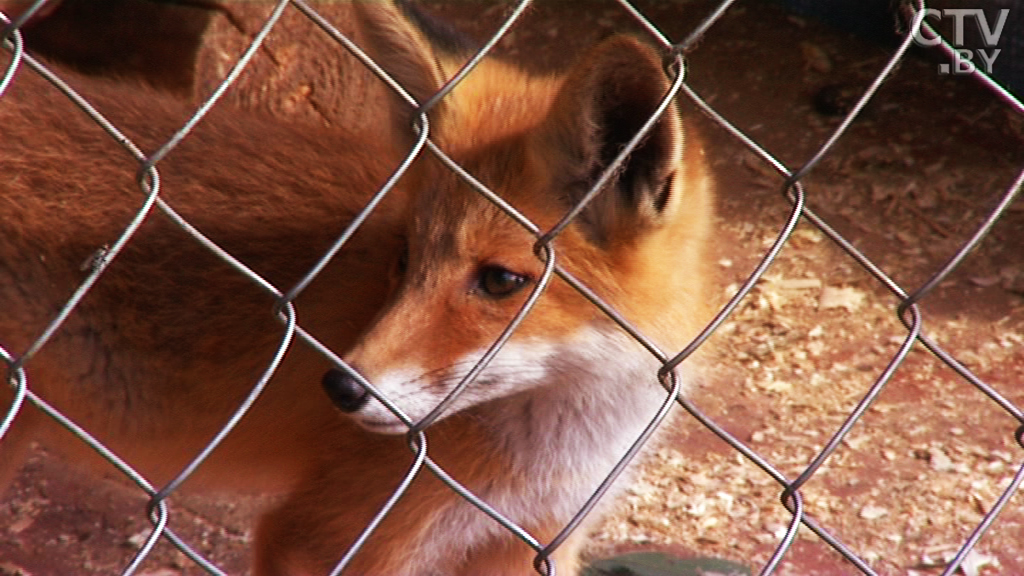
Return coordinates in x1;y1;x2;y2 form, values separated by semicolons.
2;0;1023;574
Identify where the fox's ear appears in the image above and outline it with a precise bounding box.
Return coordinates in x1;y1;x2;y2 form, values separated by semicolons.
353;1;463;135
542;35;683;245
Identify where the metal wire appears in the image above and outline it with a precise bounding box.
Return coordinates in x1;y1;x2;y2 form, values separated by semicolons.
1;1;1022;575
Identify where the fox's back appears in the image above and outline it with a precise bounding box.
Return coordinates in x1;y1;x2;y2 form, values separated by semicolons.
0;67;408;486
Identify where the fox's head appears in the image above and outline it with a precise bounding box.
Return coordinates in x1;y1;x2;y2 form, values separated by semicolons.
323;6;713;435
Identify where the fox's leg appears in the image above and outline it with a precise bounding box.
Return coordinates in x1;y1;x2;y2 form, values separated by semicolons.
252;504;323;576
251;446;427;576
253;492;438;576
455;526;586;576
252;495;333;576
255;472;588;576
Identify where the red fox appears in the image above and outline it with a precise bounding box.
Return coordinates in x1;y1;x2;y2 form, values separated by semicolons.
0;3;713;575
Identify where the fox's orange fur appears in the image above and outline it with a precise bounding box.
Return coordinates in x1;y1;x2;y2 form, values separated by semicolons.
1;3;712;575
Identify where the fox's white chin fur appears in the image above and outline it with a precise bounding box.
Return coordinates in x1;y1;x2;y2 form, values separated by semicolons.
347;326;686;442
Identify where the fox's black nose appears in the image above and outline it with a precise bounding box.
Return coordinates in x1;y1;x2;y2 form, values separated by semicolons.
321;368;369;413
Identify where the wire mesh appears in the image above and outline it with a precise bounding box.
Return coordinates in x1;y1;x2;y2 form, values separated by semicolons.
1;1;1022;575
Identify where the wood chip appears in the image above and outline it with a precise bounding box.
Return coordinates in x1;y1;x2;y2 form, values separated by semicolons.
858;504;889;520
819;286;866;311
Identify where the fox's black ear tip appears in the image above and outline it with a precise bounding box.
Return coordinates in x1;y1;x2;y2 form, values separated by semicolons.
322;368;369;413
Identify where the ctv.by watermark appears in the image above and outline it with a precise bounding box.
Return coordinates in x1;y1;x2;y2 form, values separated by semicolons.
911;8;1009;75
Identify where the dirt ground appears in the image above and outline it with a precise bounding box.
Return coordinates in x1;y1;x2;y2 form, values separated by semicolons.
2;1;1023;575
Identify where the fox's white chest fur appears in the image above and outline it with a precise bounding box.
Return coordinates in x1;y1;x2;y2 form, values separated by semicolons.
403;327;685;573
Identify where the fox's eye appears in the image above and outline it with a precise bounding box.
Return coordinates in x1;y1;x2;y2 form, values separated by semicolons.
477;265;530;298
